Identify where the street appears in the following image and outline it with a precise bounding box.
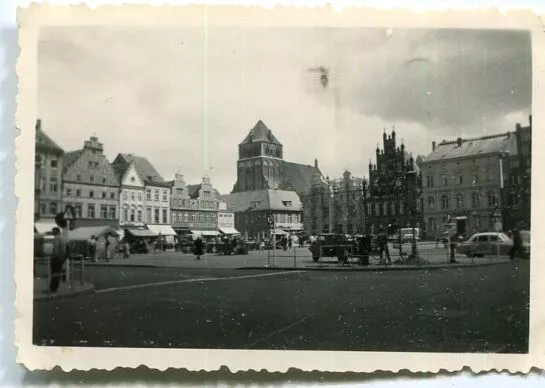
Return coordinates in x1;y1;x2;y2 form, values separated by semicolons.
33;259;529;353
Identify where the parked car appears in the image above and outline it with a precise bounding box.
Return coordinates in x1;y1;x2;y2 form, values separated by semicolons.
315;233;352;259
457;232;512;258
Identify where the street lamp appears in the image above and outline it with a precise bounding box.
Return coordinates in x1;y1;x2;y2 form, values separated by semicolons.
406;170;425;264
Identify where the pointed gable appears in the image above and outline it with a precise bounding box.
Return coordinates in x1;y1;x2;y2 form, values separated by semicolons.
113;153;164;183
35;119;64;156
240;120;282;145
120;163;145;188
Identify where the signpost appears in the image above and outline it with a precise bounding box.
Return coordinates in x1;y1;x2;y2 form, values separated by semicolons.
267;214;276;268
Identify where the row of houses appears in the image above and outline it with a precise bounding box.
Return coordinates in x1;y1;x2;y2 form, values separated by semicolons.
302;116;532;239
34;119;236;240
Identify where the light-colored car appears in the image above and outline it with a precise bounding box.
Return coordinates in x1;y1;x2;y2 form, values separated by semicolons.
457;232;512;258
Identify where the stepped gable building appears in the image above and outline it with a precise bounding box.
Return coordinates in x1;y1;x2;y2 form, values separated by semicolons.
62;136;120;227
34;119;65;231
231;120;321;198
112;153;174;235
363;129;423;236
302;169;366;235
420;131;518;238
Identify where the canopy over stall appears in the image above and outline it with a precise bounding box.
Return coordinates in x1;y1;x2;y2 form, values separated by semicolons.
126;228;158;238
147;224;177;236
34;220;58;235
219;227;241;235
67;226;118;241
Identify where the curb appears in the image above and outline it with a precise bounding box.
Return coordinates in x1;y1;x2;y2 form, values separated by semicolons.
86;263;159;268
34;283;95;301
237;260;514;272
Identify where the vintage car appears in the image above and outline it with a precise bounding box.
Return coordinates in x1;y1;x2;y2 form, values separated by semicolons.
457;232;513;258
309;233;354;262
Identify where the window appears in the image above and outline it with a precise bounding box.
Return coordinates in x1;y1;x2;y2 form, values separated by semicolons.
66;188;72;197
90;175;94;183
146;207;151;222
131;191;135;201
130;209;135;222
441;195;450;209
109;206;116;219
102;178;106;184
287;214;292;223
426;175;434;187
154;209;160;223
123;208;128;222
485;168;492;181
472;173;480;184
427;196;435;209
137;192;142;201
176;188;183;196
123;191;128;201
76;189;81;197
472;192;480;207
162;190;168;201
75;204;82;218
100;205;108;219
110;192;115;199
375;203;380;215
146;189;151;200
383;202;388;216
88;161;94;169
456;193;465;209
87;204;95;218
50;159;58;168
441;173;448;186
89;191;94;198
102;192;107;199
390;202;396;215
154;189;160;201
456;174;463;185
191;213;196;222
162;209;168;224
76;175;81;181
184;212;189;222
399;201;404;215
40;203;46;215
49;177;58;193
49;202;57;215
487;191;497;207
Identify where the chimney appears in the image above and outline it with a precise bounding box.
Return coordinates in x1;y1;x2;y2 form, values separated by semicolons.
457;137;462;147
314;158;318;168
432;141;436;151
36;119;41;131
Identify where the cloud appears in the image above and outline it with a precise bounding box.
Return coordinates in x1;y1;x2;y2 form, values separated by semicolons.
37;27;531;194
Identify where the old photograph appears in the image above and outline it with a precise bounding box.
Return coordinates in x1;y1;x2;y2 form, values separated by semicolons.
15;6;544;372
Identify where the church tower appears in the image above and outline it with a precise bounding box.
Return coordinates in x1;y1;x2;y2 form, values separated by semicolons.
232;120;284;192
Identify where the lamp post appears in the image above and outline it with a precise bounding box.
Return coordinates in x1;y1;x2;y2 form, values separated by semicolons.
328;183;334;233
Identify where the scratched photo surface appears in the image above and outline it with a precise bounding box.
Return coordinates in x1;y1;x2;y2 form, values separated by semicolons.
31;24;531;354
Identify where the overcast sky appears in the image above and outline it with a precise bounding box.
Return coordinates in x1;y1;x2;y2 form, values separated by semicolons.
38;27;531;194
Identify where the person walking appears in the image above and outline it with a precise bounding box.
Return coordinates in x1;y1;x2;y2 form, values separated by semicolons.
509;226;522;260
49;227;69;293
123;240;131;259
105;235;111;262
194;236;204;260
449;233;457;264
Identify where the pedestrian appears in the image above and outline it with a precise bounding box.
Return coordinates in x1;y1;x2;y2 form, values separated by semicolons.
435;234;440;248
49;227;69;293
509;226;522;260
309;240;320;262
162;237;167;252
123;240;131;259
194;236;204;260
87;235;97;262
449;233;457;264
378;228;391;265
105;234;111;262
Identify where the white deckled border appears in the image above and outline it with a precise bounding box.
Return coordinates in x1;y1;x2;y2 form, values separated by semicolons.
14;4;545;372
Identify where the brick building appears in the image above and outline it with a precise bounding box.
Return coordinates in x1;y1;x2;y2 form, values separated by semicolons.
363;129;423;236
420;132;517;238
34;119;64;231
62;136;120;227
504;116;532;230
223;190;302;240
169;174;220;238
230;120;320;234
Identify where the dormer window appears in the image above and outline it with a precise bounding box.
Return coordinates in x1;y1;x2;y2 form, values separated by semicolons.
282;201;292;208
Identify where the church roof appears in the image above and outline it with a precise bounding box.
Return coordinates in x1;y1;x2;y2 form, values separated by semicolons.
222;190;302;213
423;133;517;163
240;120;282;145
281;161;322;196
113;153;164;183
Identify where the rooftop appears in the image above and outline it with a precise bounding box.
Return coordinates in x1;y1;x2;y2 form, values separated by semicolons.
113;153;164;183
240;120;282;146
423;133;517;163
222;190;302;212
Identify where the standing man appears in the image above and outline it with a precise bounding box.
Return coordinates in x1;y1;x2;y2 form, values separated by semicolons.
194;236;204;260
509;226;522;260
87;235;98;262
105;234;111;262
49;227;68;293
378;227;391;265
